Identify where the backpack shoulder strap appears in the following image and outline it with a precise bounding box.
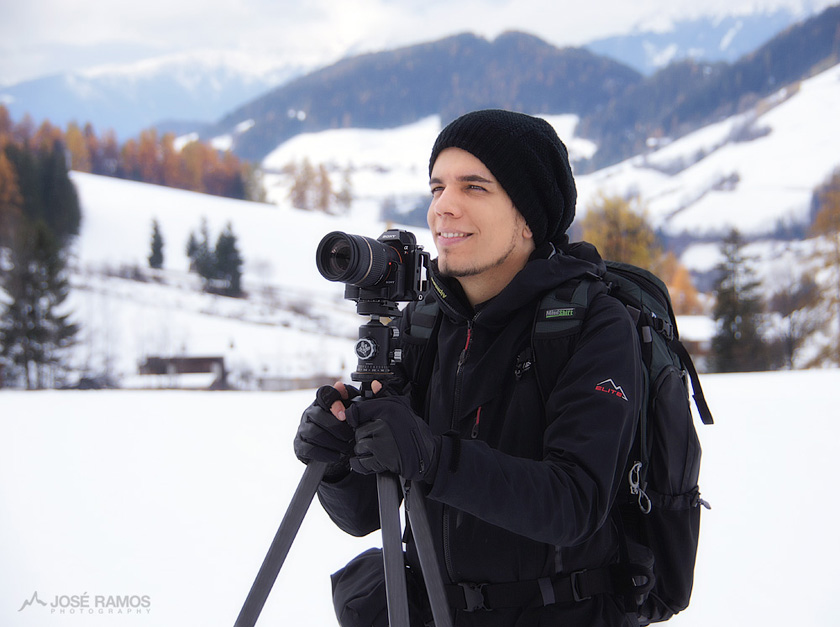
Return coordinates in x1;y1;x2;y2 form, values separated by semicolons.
530;276;605;404
534;277;597;339
407;298;442;408
669;339;715;425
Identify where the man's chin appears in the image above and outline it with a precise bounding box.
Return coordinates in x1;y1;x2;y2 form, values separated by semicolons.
438;262;479;279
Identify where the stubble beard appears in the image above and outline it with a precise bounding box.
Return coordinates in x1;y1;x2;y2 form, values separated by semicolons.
438;234;519;279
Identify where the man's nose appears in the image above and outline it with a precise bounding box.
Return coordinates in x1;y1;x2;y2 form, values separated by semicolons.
432;188;461;217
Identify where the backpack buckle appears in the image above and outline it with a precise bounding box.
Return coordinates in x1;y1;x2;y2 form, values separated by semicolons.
571;570;592;602
458;583;487;611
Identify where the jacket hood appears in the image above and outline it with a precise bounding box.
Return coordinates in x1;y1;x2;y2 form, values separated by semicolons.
428;241;605;328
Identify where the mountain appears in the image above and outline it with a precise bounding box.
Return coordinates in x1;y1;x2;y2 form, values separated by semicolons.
209;31;641;163
585;9;804;75
213;4;840;169
0;50;311;140
581;3;840;168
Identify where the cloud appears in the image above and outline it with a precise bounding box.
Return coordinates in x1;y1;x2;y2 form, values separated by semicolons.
1;0;834;85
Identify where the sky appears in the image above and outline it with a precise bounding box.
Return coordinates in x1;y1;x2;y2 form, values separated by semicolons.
0;0;834;86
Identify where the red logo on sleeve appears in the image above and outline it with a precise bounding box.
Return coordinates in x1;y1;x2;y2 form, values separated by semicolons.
595;379;629;402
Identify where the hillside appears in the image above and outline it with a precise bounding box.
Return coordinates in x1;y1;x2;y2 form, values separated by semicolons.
581;3;840;167
3;29;837;388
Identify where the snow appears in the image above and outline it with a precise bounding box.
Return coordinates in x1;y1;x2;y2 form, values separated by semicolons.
574;63;840;240
260;114;596;207
1;369;838;625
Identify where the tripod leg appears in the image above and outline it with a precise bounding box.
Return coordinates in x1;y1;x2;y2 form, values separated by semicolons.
234;461;327;627
377;473;411;627
406;482;454;627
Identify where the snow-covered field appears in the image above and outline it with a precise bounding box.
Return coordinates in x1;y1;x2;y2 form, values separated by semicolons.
2;369;838;626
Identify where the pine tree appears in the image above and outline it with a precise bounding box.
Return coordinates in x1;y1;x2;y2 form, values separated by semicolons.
39;140;81;242
0;220;79;388
186;218;214;279
710;229;769;372
213;222;244;297
148;219;164;269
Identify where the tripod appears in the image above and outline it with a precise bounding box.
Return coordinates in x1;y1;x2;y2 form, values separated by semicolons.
234;349;452;625
232;438;453;627
234;228;447;625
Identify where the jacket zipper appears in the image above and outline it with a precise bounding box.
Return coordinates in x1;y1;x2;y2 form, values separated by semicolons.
471;406;482;439
450;319;474;430
444;317;475;583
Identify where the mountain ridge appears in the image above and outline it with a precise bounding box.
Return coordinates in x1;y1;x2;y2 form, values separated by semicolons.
212;3;840;169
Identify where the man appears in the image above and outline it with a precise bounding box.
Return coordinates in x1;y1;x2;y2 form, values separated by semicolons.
295;109;644;626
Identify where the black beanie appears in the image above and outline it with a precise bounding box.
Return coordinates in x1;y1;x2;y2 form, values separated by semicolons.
429;109;577;246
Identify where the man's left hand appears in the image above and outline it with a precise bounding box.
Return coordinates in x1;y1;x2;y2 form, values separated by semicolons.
347;396;440;484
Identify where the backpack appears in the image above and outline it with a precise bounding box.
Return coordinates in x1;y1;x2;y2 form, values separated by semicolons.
408;259;713;624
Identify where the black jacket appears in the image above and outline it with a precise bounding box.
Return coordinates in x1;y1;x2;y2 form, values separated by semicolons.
319;243;643;626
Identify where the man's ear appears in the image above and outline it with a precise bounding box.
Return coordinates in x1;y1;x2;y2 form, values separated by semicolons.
522;221;534;240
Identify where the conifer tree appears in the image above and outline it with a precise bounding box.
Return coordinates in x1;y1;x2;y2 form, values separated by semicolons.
148;219;164;269
213;222;244;297
0;220;79;388
186;218;214;279
710;229;769;372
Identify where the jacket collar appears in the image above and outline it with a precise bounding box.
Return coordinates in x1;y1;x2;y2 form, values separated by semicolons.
428;241;606;327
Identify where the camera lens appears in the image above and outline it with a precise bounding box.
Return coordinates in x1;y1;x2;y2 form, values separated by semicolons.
316;231;398;288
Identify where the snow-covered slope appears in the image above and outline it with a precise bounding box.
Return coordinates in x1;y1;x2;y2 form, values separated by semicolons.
574;62;840;241
66;170;434;386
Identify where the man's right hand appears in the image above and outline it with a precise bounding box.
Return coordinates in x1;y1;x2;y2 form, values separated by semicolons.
293;384;359;480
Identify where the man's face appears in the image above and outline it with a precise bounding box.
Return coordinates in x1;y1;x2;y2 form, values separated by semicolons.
427;147;534;291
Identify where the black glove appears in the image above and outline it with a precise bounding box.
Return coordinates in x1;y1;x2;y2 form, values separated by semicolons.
294;385;359;480
347;396;440;484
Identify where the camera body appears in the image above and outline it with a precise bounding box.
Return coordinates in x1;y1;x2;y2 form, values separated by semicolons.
316;229;430;383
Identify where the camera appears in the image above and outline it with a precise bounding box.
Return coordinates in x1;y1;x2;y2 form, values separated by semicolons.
316;229;429;315
316;229;430;384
